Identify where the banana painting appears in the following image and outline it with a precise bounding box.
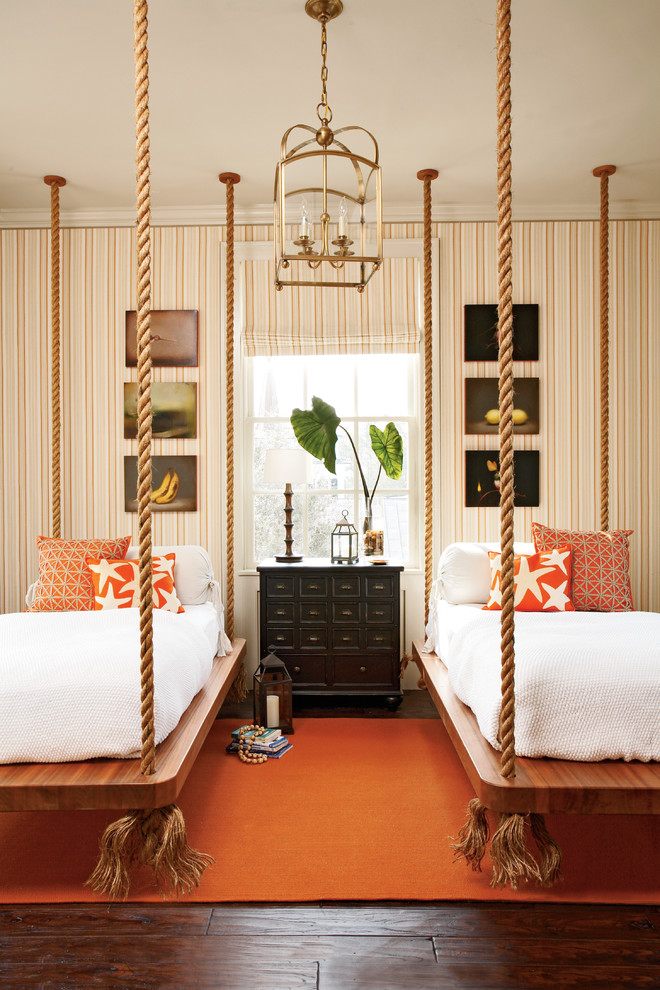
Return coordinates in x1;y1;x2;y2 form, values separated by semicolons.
150;469;180;504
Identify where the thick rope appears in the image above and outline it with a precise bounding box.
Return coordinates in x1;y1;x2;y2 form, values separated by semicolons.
593;165;615;532
219;173;239;644
44;176;66;539
134;0;155;776
496;0;516;781
417;169;438;628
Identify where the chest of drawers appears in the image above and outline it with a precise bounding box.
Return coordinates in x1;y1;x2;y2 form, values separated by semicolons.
257;559;403;709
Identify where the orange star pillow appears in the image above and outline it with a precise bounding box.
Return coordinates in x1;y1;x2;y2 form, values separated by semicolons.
86;554;184;613
484;547;575;612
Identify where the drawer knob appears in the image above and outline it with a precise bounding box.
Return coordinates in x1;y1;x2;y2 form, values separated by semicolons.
276;609;286;616
341;584;351;590
342;636;351;642
374;610;384;616
276;584;286;591
309;584;319;590
360;665;367;673
309;609;319;616
276;636;285;642
374;583;384;590
375;636;383;642
294;666;301;674
341;609;351;616
309;636;319;643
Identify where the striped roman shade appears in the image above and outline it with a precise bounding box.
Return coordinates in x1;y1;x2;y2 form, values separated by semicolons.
241;256;421;355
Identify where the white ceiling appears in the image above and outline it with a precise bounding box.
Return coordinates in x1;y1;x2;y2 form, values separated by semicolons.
1;0;659;225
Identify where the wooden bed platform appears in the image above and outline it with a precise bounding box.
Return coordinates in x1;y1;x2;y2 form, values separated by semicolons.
0;638;246;814
412;639;660;816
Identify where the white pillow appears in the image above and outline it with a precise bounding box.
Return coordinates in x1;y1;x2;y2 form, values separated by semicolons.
126;544;215;606
437;541;535;604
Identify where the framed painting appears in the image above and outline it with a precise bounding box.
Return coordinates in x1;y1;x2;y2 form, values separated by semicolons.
465;450;539;507
464;304;539;362
124;382;197;439
125;310;198;367
465;378;539;435
124;455;197;512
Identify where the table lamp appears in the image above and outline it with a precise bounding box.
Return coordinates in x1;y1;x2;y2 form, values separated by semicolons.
263;448;308;562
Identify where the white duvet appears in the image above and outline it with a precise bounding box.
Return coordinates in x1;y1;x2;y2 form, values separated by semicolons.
0;605;218;764
426;601;660;762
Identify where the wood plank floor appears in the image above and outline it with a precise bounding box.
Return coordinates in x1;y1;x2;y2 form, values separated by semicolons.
1;692;658;989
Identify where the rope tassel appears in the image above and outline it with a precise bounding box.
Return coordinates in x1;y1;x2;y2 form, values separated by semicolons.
86;804;214;900
451;797;490;872
530;812;563;886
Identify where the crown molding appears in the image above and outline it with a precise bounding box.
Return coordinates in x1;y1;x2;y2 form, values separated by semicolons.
2;200;658;229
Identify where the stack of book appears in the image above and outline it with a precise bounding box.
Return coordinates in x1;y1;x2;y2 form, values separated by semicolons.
226;725;292;759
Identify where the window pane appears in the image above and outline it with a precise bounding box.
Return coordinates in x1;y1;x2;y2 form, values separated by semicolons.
252;357;304;416
306;356;355;415
308;494;354;559
254;493;304;561
355;354;411;418
253;422;299;488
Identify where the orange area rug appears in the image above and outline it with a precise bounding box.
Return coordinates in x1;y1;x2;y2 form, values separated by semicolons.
0;718;658;903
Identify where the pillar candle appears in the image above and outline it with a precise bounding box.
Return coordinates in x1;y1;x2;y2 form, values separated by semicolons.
266;694;280;729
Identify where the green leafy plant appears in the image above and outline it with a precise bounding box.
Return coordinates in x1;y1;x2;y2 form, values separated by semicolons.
290;396;403;521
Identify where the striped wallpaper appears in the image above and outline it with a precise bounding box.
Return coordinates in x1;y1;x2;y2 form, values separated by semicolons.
1;220;658;627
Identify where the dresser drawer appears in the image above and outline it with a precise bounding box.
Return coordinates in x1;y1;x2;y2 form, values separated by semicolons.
287;656;326;686
301;602;327;623
366;601;393;624
267;602;294;623
299;575;328;598
365;575;394;598
365;627;396;650
332;627;360;649
332;575;361;598
333;602;360;623
265;628;295;650
266;575;296;598
333;655;394;687
300;627;327;649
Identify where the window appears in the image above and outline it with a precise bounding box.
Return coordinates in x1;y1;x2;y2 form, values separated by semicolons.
244;353;419;568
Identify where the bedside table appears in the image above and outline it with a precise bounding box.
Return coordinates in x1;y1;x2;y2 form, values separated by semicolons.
257;558;403;710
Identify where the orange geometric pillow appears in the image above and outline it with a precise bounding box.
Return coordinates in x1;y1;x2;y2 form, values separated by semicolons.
29;536;131;611
532;523;633;612
484;547;575;612
86;553;184;613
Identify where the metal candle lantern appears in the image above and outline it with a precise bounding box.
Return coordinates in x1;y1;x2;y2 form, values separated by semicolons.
331;509;359;564
253;649;294;735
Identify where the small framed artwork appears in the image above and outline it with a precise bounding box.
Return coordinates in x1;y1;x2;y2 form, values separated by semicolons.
464;304;539;362
124;382;197;439
124;455;197;512
465;450;539;507
125;310;198;367
465;378;539;435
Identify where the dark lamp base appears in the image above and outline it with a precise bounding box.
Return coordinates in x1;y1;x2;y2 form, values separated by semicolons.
275;554;303;562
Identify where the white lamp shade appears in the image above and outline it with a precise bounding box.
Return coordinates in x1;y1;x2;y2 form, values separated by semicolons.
263;448;308;485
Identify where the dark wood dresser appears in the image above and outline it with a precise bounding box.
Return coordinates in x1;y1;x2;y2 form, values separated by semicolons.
257;559;403;709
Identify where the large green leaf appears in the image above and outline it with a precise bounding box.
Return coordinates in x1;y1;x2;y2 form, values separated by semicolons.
369;423;403;480
290;396;341;475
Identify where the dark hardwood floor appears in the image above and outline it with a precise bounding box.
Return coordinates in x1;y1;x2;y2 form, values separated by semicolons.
1;692;658;990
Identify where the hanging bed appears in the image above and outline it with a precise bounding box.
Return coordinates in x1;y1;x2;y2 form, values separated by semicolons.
407;0;660;886
0;544;246;813
0;0;246;897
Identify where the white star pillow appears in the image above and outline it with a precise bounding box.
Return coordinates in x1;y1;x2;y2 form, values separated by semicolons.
484;547;575;612
86;554;184;613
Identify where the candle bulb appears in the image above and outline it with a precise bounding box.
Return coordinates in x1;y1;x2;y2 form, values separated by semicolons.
266;694;280;729
337;198;347;238
300;202;310;240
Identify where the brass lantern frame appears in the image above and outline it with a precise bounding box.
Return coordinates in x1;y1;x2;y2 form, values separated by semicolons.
273;0;383;292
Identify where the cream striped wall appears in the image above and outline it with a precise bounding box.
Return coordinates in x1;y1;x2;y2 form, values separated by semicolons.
1;220;658;623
